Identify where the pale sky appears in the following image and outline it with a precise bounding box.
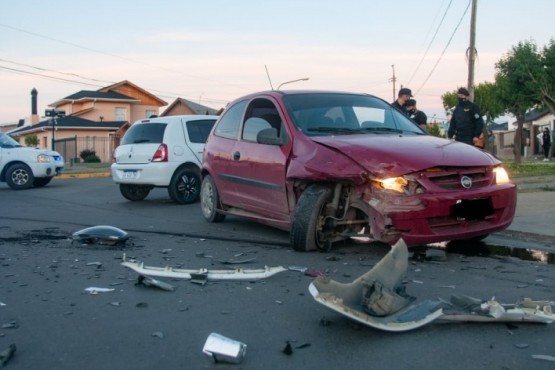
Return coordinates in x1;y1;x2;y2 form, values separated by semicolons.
1;0;554;124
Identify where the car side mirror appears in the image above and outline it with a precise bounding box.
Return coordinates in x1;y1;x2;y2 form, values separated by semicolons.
257;127;282;145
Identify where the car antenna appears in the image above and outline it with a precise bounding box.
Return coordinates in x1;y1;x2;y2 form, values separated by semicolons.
265;65;274;90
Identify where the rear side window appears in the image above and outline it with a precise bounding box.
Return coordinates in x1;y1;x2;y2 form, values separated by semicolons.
186;119;217;143
214;100;247;139
121;123;166;145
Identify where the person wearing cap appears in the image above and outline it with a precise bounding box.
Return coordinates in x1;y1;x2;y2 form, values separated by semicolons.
447;87;484;146
391;87;412;115
406;99;428;130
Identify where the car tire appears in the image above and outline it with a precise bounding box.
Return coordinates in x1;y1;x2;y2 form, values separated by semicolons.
33;177;53;187
6;163;34;190
201;174;226;222
119;184;151;201
290;184;334;252
168;168;201;204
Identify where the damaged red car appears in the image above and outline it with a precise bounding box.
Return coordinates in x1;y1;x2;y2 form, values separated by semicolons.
200;90;517;251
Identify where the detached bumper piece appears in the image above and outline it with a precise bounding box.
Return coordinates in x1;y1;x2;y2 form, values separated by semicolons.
309;239;553;332
121;254;287;281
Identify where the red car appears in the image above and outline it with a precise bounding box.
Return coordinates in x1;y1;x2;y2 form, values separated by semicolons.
200;90;516;251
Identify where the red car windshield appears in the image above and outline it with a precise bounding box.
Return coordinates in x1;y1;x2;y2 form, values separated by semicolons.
282;93;425;136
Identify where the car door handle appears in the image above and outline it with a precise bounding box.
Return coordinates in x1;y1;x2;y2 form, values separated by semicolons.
233;151;240;160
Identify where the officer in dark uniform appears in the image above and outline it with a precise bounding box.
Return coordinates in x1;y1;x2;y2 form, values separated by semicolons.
391;87;412;115
406;99;428;130
447;87;484;146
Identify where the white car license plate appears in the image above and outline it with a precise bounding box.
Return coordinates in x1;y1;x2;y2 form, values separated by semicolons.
123;170;138;179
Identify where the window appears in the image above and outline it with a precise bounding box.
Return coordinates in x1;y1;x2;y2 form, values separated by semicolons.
186;119;217;143
145;110;157;118
115;107;126;121
214;100;247;139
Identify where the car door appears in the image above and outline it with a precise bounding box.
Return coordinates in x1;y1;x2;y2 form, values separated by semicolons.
229;99;291;220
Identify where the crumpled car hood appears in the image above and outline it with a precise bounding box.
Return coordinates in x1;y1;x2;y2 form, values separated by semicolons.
287;134;499;181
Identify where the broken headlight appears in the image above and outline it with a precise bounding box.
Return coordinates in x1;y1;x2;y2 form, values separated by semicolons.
376;176;426;195
493;166;510;185
379;177;408;193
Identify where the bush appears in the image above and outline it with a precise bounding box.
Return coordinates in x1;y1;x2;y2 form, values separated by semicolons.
84;155;101;163
80;149;96;161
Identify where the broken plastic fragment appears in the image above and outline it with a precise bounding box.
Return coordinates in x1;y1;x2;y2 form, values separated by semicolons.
84;287;115;294
203;333;246;364
121;254;286;281
72;225;129;245
440;296;554;323
136;275;176;292
309;239;444;332
0;344;16;367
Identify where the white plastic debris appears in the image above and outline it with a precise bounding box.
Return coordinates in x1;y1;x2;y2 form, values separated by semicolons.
203;333;246;364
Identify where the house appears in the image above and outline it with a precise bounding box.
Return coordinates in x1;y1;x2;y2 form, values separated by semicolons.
9;80;168;162
493;109;554;159
161;97;221;116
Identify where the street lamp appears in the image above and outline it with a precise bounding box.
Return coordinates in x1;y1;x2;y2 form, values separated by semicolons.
45;109;65;150
277;77;309;90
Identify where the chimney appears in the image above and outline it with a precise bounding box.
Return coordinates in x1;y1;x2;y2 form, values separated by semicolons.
31;88;39;124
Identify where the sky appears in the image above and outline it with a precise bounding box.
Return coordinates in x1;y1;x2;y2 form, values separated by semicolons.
1;0;554;125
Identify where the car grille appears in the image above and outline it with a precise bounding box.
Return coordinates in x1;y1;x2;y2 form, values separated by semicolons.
421;167;492;190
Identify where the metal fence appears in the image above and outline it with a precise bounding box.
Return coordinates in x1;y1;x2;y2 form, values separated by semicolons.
54;136;120;164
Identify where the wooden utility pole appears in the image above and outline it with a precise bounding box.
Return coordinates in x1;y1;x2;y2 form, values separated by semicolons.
467;0;477;100
390;64;397;101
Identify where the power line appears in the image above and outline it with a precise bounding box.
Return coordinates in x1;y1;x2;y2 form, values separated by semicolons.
415;0;471;95
0;23;248;104
406;0;454;86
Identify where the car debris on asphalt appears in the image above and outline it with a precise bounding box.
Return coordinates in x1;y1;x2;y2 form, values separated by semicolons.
121;254;287;281
202;332;246;364
136;275;176;292
309;239;554;332
72;225;129;245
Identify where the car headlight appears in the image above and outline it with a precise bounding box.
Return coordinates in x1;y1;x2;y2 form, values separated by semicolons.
379;177;408;193
37;154;52;163
493;166;510;185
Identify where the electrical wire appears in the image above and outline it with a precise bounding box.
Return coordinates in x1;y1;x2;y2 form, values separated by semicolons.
406;0;453;86
414;0;471;95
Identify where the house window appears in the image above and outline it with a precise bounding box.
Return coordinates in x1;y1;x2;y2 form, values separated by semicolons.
146;110;157;118
115;107;126;121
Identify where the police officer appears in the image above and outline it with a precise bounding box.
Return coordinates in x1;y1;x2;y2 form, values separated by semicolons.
406;99;428;130
447;87;484;146
391;87;412;115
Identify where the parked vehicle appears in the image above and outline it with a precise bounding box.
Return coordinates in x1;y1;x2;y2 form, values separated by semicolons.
111;115;218;204
200;90;517;251
0;132;64;190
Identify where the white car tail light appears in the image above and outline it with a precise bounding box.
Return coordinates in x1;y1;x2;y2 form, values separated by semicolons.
152;144;168;162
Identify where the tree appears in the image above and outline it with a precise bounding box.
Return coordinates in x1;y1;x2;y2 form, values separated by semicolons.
24;134;39;147
495;40;543;163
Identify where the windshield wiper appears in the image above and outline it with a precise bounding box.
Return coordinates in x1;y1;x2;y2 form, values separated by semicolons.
306;127;359;134
360;127;403;134
132;139;151;143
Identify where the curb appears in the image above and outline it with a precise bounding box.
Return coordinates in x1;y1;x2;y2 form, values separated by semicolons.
57;172;111;179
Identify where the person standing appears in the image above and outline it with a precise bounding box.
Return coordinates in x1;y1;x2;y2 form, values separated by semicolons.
541;127;552;161
391;88;412;115
405;99;428;130
447;87;484;146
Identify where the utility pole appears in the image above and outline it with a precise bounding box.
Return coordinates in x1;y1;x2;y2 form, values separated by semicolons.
389;64;397;101
467;0;477;100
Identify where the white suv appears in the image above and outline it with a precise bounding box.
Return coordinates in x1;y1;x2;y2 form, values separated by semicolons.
111;115;218;204
0;132;64;190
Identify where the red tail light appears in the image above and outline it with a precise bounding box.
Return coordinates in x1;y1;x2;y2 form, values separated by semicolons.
152;144;168;162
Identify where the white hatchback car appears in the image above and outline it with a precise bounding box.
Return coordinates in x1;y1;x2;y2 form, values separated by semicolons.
111;115;218;204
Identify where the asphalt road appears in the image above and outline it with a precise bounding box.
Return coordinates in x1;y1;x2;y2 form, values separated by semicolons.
1;177;555;370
